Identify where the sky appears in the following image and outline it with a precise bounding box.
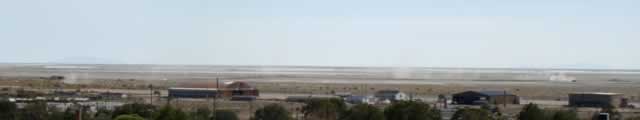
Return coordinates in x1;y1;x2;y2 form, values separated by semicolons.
1;0;639;69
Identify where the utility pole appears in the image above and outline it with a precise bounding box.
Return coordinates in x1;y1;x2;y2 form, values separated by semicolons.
148;84;154;120
149;84;153;106
503;90;507;108
248;100;253;119
213;77;219;120
76;105;82;120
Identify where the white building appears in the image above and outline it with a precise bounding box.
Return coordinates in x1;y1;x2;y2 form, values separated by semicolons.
345;95;375;104
374;90;407;102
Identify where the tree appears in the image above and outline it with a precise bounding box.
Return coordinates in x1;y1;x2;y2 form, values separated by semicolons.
518;103;545;120
191;107;212;120
48;108;75;120
340;104;384;120
625;116;640;120
302;98;347;120
492;107;508;120
114;114;146;120
18;102;49;120
480;104;492;111
215;110;240;120
0;100;17;119
592;107;622;120
153;105;188;120
551;110;578;120
94;108;114;120
113;103;156;119
384;100;441;120
253;103;292;120
451;108;491;120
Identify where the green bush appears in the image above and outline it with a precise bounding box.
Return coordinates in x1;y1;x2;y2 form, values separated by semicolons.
451;108;491;120
518;103;545;120
153;105;187;120
340;104;384;120
114;114;145;120
215;110;239;120
302;98;347;120
18;102;49;120
191;107;212;120
113;103;156;119
0;100;17;119
253;103;292;120
384;101;441;120
551;110;578;120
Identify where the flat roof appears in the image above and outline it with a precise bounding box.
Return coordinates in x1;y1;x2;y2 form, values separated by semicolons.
570;92;622;95
169;87;218;90
454;90;515;96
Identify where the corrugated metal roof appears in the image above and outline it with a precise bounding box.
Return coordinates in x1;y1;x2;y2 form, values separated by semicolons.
476;91;514;96
168;87;218;91
376;90;401;95
454;90;514;96
570;92;622;95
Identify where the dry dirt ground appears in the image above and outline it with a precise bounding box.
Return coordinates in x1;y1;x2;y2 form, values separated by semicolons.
3;64;640;119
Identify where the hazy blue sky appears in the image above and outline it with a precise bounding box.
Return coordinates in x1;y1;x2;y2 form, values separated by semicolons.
1;0;639;69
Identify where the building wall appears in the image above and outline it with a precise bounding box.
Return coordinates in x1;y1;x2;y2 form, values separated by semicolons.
168;89;259;98
569;94;622;108
453;96;484;104
375;93;405;101
453;92;519;105
168;89;219;98
221;89;259;97
453;92;488;105
395;93;407;101
488;95;520;105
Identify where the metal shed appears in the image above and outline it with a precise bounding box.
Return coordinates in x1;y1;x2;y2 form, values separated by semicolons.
569;92;623;108
168;88;219;98
452;90;520;105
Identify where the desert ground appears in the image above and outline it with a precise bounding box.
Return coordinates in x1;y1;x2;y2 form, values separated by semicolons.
2;63;640;100
2;63;640;119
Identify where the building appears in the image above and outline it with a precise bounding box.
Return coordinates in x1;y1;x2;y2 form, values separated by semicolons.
286;95;340;103
334;92;352;98
374;90;407;102
168;81;259;98
97;92;128;99
345;95;374;104
224;81;259;97
0;86;19;96
230;96;257;101
452;91;519;105
168;88;219;98
569;92;624;108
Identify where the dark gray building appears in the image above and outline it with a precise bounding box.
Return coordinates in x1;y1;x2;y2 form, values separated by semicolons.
452;91;519;105
569;92;623;108
168;88;219;98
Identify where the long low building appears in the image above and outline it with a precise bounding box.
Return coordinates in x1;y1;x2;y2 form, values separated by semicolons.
569;92;624;108
168;88;220;98
168;81;259;98
452;90;520;105
286;95;340;103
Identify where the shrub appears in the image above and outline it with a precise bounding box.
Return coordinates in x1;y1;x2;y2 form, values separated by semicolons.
451;108;491;120
340;104;384;120
384;101;441;120
253;103;292;120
